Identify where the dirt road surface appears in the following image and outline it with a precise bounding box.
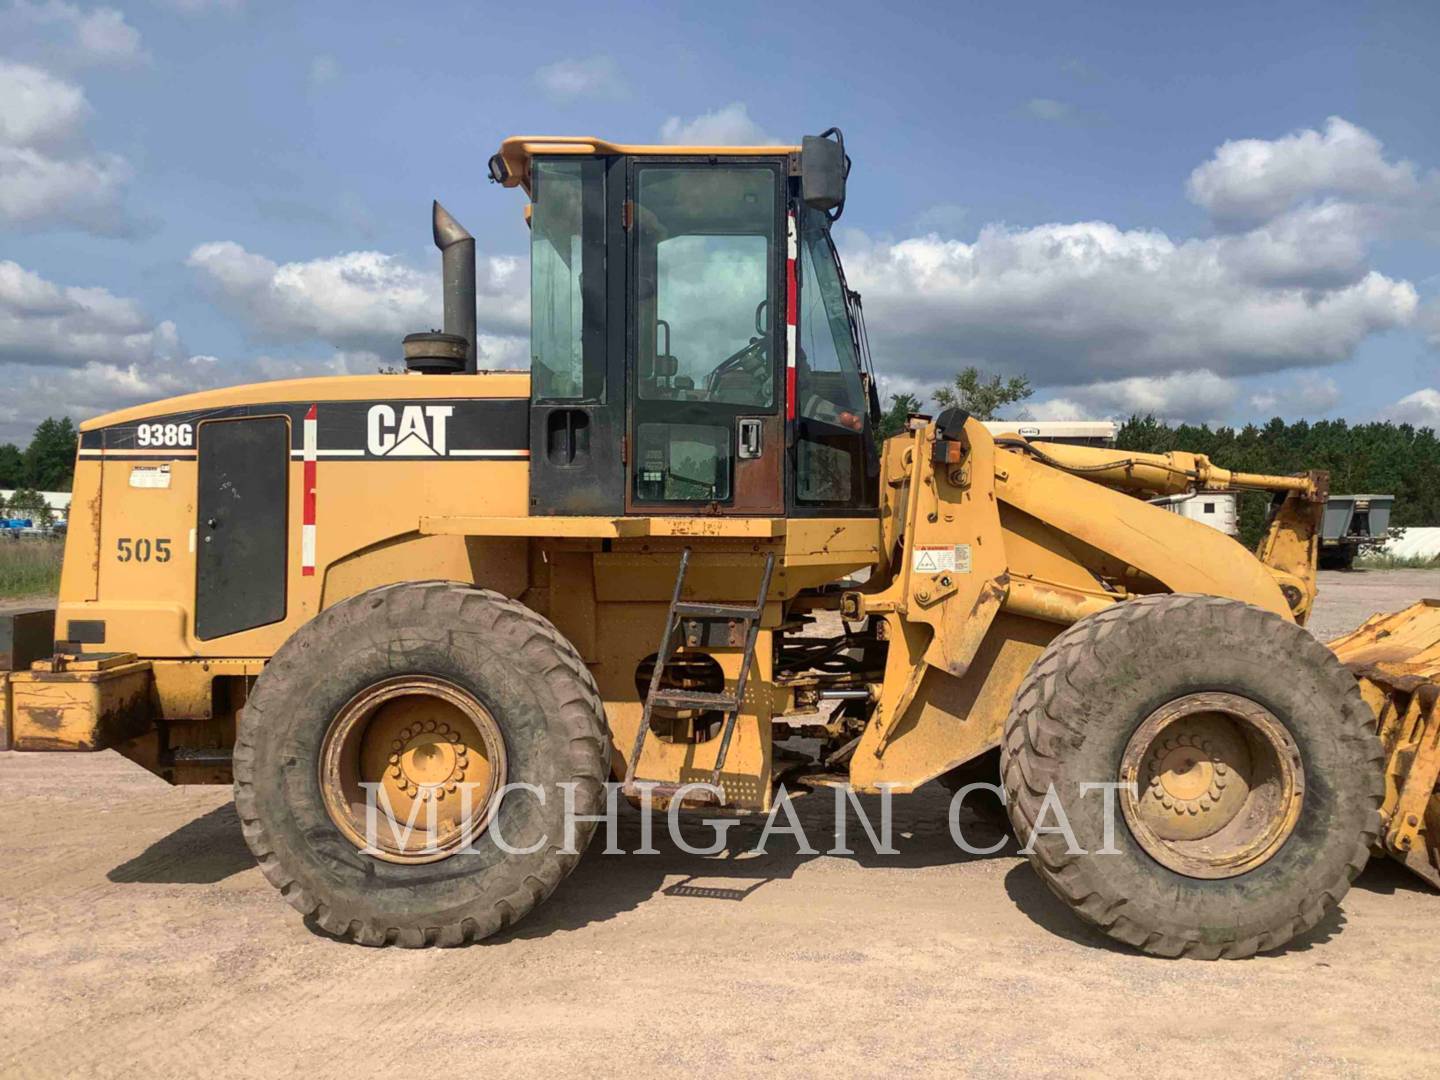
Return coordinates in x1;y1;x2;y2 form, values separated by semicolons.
3;570;1439;1078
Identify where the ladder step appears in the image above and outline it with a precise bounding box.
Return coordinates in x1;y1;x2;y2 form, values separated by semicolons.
651;689;739;711
672;601;761;621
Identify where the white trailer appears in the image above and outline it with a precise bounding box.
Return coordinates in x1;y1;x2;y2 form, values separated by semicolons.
1150;492;1239;537
982;420;1118;447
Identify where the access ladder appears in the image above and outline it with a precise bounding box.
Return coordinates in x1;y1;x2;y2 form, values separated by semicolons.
621;547;775;805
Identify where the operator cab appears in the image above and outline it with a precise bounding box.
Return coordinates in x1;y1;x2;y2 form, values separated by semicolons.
488;132;880;518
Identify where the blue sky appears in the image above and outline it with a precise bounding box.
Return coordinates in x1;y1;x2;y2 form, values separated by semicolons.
1;0;1437;441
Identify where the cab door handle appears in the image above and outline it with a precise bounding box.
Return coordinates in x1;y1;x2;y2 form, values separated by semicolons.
737;418;763;459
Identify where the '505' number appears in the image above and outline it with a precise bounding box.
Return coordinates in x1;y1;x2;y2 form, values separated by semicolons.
116;537;171;563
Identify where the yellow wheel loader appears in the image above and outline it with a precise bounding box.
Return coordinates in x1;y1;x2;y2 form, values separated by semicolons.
5;130;1438;958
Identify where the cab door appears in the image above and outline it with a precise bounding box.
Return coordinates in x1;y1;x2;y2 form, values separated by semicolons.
527;156;627;516
626;159;787;515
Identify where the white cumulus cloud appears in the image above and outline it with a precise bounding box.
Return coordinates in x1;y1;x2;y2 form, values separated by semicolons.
1031;370;1241;424
842;218;1416;391
0;259;227;439
842;117;1437;425
660;103;776;146
0;61;88;146
186;241;529;365
533;54;626;102
1187;116;1424;228
1;1;147;68
0;259;179;368
1248;374;1341;417
0;259;432;440
1383;388;1440;429
0;61;136;234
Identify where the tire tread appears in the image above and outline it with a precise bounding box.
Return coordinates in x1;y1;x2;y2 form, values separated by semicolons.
233;581;609;948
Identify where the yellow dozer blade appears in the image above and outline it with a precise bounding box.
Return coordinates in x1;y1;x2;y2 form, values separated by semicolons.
1329;599;1440;887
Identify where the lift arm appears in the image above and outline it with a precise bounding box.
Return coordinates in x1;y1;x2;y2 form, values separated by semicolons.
1008;438;1328;622
1017;439;1321;498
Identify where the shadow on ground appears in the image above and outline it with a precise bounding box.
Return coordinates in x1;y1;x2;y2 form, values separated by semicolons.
1353;855;1436;896
502;783;1017;942
105;784;1377;960
108;802;254;885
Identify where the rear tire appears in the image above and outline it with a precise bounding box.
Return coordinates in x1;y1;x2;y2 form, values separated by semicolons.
1001;593;1383;959
234;581;610;947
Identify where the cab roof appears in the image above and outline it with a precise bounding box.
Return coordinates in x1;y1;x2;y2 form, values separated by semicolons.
491;135;799;194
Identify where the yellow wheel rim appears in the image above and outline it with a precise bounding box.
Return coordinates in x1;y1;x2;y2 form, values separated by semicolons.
319;676;507;864
1119;691;1304;879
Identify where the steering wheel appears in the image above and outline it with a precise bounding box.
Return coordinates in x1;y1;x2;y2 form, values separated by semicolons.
704;335;769;397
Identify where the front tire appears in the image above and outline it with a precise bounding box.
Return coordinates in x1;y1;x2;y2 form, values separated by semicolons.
234;581;610;947
1001;593;1383;959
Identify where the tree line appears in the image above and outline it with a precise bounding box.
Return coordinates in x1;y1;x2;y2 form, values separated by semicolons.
0;418;77;529
1117;414;1440;547
0;418;79;492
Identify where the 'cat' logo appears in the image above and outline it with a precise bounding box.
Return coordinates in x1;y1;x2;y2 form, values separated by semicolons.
367;404;454;456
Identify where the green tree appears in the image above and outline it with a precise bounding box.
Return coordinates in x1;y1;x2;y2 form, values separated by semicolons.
0;443;22;488
875;392;922;440
6;488;54;527
933;367;1033;421
22;417;78;492
1116;413;1440;548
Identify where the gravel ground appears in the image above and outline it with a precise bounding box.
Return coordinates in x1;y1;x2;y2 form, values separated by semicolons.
2;569;1438;1079
1306;568;1440;641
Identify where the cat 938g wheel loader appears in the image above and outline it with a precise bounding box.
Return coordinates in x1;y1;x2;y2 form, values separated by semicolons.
6;130;1438;958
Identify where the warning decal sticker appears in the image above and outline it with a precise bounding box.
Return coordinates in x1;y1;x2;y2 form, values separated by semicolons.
912;544;973;574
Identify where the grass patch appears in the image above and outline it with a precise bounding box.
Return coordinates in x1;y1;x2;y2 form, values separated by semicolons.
1354;552;1440;570
0;538;64;597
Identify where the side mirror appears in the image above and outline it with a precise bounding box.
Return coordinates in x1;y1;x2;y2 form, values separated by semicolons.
801;128;850;221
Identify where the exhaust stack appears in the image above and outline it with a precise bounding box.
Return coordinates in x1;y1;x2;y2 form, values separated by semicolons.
433;201;476;372
403;200;476;374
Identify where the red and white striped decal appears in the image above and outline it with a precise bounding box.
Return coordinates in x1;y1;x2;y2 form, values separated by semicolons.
301;404;317;576
785;209;798;421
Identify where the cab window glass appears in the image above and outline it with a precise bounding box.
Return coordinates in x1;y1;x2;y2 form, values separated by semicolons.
531;159;604;401
797;214;864;423
634;422;730;503
635;167;775;409
795;208;872;508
